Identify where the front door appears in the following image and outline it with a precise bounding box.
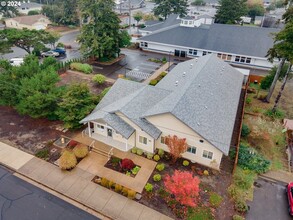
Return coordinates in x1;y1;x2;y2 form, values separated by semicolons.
174;49;180;57
107;128;113;137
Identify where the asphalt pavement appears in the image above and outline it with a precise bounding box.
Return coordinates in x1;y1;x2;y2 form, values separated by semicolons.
246;178;292;220
0;166;99;220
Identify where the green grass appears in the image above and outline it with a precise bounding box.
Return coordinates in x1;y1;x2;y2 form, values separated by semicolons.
35;148;49;160
209;192;223;208
187;206;214;220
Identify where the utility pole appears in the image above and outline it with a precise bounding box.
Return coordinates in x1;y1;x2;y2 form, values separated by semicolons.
128;0;131;28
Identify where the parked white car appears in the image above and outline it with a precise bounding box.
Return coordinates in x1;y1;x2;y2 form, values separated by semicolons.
9;58;24;66
41;51;59;57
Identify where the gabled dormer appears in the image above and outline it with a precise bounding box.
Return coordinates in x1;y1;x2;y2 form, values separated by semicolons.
180;14;214;28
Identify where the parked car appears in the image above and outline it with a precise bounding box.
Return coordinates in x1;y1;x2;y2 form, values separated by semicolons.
286;182;293;216
52;47;66;55
9;58;24;66
41;51;59;57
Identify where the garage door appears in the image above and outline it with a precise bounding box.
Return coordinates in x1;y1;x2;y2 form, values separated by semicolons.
34;24;45;30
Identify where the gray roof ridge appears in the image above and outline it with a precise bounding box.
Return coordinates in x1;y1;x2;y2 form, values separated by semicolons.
140;23;180;37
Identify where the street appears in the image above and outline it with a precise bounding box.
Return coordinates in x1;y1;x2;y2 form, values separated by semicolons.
246;178;292;220
0;166;99;220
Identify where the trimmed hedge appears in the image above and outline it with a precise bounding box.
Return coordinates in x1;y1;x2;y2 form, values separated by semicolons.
70;62;93;74
92;74;106;84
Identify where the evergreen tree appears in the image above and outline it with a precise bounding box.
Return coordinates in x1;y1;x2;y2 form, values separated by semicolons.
78;0;122;60
215;0;248;24
153;0;188;20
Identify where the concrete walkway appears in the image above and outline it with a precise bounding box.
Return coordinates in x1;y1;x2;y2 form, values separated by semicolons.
260;170;293;183
143;62;173;84
0;142;172;220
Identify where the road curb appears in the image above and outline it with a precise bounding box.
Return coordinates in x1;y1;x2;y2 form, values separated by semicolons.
259;175;287;184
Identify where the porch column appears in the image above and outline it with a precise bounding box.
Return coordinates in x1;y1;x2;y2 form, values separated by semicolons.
88;122;92;137
126;139;128;151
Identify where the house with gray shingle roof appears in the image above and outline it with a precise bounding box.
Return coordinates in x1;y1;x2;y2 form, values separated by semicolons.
80;55;244;170
138;15;280;70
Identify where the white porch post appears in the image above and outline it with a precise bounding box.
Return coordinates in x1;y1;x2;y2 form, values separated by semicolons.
126;139;128;151
88;122;92;137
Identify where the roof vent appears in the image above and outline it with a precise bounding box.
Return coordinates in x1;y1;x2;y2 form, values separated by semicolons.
205;106;208;109
175;81;179;86
197;122;200;126
183;72;186;77
190;64;193;69
198;84;201;87
195;58;198;62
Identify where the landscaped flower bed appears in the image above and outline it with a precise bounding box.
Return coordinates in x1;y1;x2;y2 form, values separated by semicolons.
104;156;141;177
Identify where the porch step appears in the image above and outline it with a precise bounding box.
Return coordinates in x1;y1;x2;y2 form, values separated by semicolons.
91;147;109;157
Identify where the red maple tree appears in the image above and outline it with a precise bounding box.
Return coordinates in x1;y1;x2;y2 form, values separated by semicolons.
164;170;200;207
166;135;187;163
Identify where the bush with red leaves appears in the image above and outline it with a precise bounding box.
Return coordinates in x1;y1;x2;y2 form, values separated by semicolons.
120;158;135;170
67;140;78;148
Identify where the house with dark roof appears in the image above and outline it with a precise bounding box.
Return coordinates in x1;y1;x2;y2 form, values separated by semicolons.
81;55;244;170
5;15;51;30
138;15;280;69
17;2;43;14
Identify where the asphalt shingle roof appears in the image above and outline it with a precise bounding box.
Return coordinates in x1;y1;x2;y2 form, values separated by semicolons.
140;14;181;32
81;55;244;155
139;24;279;57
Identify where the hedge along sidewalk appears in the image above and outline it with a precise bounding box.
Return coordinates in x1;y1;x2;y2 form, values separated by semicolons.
143;62;173;85
0;141;173;220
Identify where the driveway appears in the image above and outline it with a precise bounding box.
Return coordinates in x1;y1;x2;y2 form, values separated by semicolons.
246;178;292;220
0;166;99;220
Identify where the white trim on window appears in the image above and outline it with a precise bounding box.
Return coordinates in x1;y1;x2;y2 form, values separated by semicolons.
139;136;147;145
187;145;196;154
203;150;213;159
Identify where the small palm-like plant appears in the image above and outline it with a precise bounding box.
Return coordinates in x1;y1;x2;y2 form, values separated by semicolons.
73;144;89;159
59;150;77;170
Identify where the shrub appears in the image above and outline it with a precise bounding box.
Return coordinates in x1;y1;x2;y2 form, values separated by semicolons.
115;184;123;193
161;57;167;63
233;214;245;220
241;124;250;137
265;108;285;119
136;149;143;156
235;198;248;213
131;166;141;175
158;148;164;157
120;158;135;170
35;148;49;159
147;152;154;159
108;180;115;189
156;163;165;171
153;154;160;161
203;170;209;176
160;72;167;77
131;147;138;154
227;185;238;200
153;174;162;182
92;74;106;84
127;189;136;199
73;144;89;159
67;140;78;148
59;150;77;170
145;183;153;192
122;187;129;196
149;79;158;86
183;160;189;166
233;167;256;190
111;157;121;165
232;145;271;174
100;177;109;188
70;62;93;74
246;97;252;105
209;192;223;208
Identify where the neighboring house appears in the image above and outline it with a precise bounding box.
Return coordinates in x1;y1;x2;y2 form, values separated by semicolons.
138;15;280;69
254;16;264;26
5;15;51;30
17;2;43;14
115;0;145;10
81;55;244;170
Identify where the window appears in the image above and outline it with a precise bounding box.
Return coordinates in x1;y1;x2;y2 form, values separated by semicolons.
199;140;204;143
144;42;148;47
227;55;232;61
96;124;104;130
203;150;213;159
161;136;166;144
189;49;193;54
187;146;196;154
222;54;227;60
246;58;251;63
184;20;188;25
240;57;245;63
202;51;207;56
189;49;197;56
139;136;147;145
193;50;197;55
140;42;144;47
217;53;222;58
235;56;240;62
189;21;193;25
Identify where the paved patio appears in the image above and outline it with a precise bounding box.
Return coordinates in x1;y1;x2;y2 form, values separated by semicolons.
74;133;157;193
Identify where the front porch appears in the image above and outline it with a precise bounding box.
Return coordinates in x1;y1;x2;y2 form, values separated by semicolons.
72;132;157;193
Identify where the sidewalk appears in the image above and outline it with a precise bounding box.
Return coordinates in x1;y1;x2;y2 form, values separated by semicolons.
260;170;293;183
0;142;173;220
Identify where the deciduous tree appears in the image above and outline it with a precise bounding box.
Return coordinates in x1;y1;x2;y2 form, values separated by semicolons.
214;0;248;24
133;11;144;25
164;170;200;207
153;0;188;20
166;135;187;163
